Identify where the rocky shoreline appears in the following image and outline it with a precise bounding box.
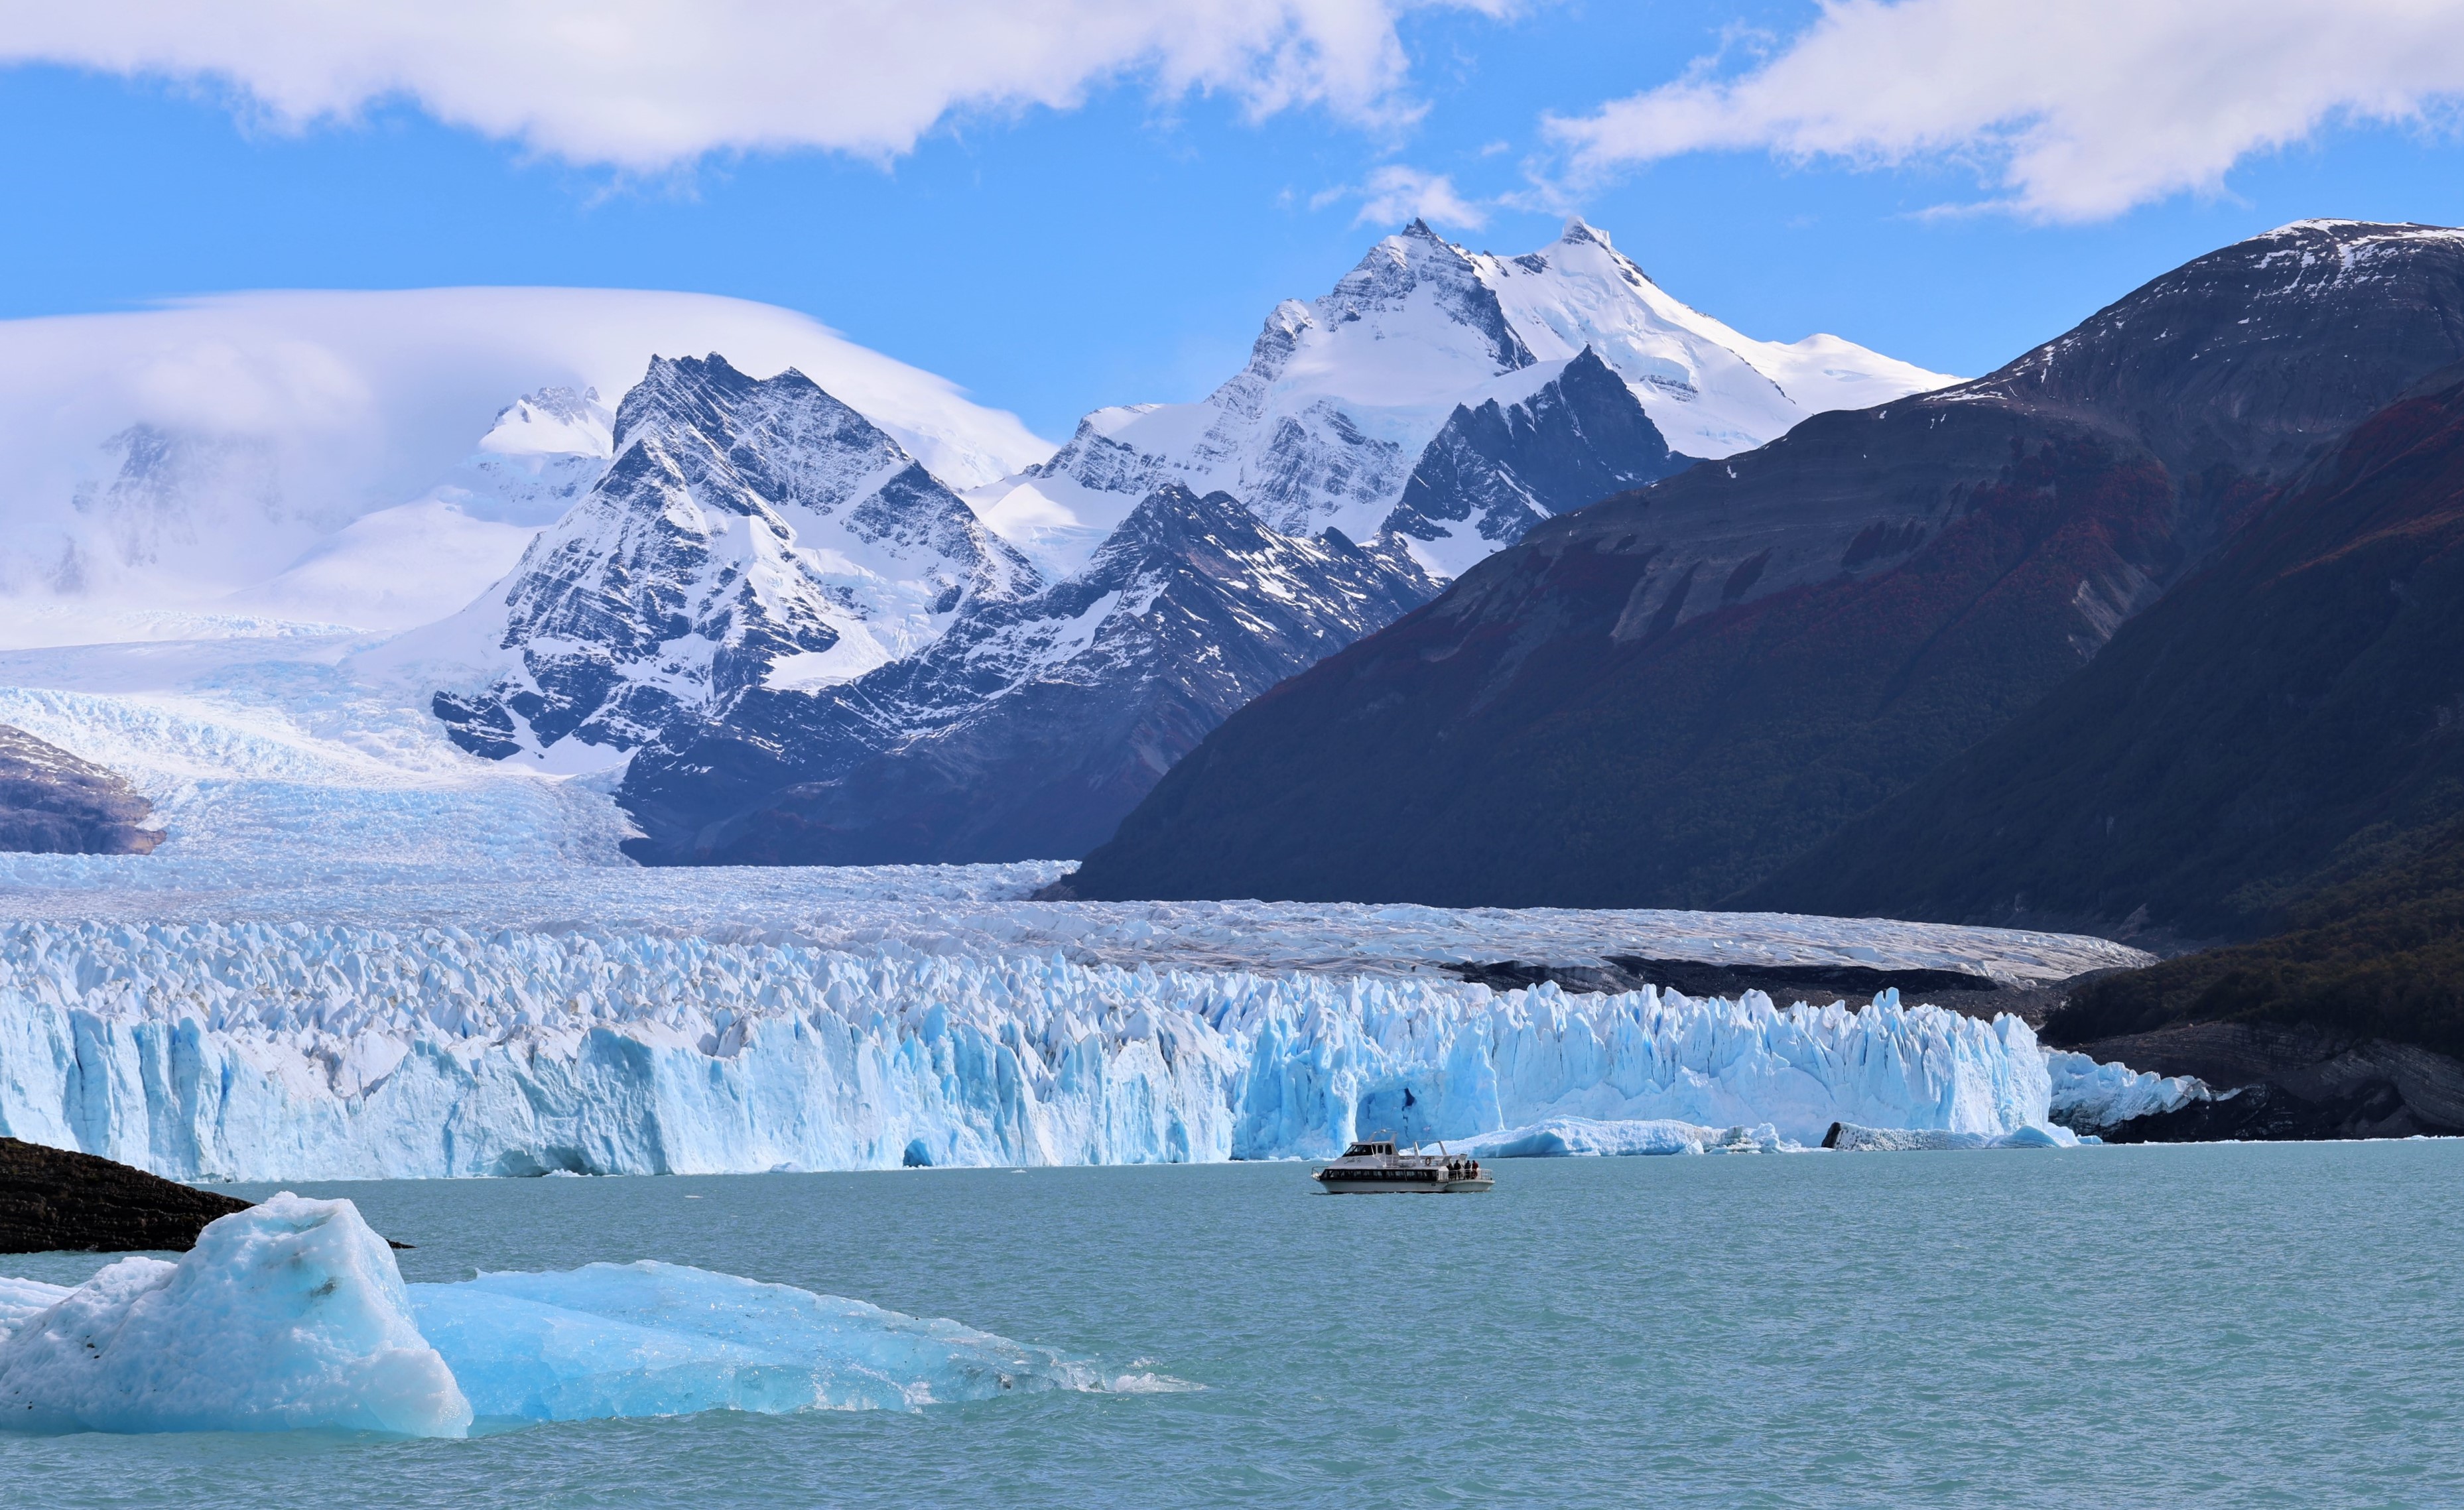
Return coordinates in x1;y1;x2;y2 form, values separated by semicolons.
1;1138;253;1254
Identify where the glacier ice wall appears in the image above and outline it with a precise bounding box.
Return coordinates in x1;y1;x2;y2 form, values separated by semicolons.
0;920;2061;1179
2043;1050;2210;1131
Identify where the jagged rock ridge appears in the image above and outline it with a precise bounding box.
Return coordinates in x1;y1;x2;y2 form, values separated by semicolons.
621;485;1439;864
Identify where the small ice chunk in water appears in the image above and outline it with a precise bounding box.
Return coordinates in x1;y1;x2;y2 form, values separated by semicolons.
0;1194;472;1437
413;1262;1102;1422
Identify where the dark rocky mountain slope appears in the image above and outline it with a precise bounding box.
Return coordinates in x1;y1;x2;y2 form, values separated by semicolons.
2037;820;2464;1140
1752;365;2464;940
621;485;1437;864
1070;221;2464;906
0;724;162;855
1380;346;1697;570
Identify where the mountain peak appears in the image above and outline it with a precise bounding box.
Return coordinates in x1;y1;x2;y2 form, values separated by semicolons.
1560;216;1611;249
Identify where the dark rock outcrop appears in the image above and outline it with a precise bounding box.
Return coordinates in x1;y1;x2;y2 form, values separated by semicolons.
0;725;163;855
1070;221;2464;909
0;1138;250;1254
2059;1023;2464;1141
1382;346;1697;562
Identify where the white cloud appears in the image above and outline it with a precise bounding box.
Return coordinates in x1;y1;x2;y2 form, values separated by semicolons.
1317;163;1488;227
1546;0;2464;221
0;1;1510;169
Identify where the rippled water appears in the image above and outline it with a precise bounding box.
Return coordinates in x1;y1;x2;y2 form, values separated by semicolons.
7;1142;2460;1508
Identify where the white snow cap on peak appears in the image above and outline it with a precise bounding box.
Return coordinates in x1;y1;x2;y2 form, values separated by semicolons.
974;216;1962;574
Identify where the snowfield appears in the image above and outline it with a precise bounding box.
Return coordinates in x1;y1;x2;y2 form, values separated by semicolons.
0;620;2162;1180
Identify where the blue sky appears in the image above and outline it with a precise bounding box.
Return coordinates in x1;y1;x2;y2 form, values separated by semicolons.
3;1;2460;439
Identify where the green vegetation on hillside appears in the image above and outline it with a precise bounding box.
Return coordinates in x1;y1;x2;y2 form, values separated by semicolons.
2048;824;2464;1059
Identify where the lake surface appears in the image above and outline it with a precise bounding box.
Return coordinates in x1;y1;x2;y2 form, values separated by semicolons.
5;1141;2461;1508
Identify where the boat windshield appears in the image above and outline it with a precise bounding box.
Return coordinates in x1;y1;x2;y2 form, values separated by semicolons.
1341;1141;1395;1157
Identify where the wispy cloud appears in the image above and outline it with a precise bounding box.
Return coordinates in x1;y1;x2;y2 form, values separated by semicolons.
1544;0;2464;221
0;0;1516;170
1314;163;1488;227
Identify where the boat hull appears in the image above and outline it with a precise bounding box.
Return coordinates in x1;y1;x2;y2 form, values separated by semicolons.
1315;1174;1494;1194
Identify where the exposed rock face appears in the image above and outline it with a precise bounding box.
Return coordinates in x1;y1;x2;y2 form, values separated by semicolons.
1382;347;1697;576
0;1138;249;1253
421;354;1037;762
1070;221;2464;909
2059;1024;2464;1141
0;725;162;855
621;485;1439;864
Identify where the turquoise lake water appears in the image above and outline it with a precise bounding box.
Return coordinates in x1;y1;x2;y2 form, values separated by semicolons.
4;1141;2461;1508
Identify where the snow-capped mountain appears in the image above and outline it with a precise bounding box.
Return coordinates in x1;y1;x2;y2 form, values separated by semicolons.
970;218;1956;578
239;386;617;630
393;355;1038;768
620;483;1437;863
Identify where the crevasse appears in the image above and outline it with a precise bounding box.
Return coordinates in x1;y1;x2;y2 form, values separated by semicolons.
0;920;2061;1180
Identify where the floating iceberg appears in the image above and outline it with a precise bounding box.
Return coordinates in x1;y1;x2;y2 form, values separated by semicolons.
416;1263;1102;1422
0;1193;469;1436
0;1197;1116;1436
0;917;2079;1178
1455;1116;1790;1157
1822;1121;2081;1152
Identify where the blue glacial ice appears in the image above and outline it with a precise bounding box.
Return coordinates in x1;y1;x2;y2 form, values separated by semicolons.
0;1197;1118;1436
0;1193;470;1436
415;1263;1105;1422
1454;1116;1790;1157
2042;1049;2211;1130
0;917;2085;1178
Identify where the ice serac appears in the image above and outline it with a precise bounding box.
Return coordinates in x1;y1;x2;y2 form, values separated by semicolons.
619;484;1439;865
0;920;2071;1179
970;217;1954;579
395;355;1038;767
0;1194;471;1437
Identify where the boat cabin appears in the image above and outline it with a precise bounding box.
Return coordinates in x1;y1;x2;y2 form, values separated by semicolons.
1341;1141;1397;1158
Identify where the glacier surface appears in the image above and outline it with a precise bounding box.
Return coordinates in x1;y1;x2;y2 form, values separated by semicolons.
0;1196;1113;1436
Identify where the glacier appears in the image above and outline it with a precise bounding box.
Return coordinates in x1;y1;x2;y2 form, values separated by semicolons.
0;916;2076;1180
0;1196;1117;1436
0;624;2173;1178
